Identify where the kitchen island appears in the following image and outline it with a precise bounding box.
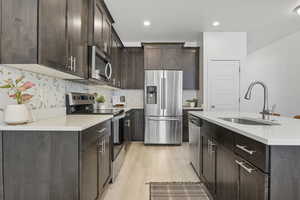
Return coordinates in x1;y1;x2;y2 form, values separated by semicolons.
189;111;300;200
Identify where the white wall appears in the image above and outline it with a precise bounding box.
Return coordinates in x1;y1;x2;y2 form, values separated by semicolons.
241;31;300;117
202;32;247;108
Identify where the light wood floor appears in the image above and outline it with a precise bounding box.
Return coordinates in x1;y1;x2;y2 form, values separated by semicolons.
103;142;199;200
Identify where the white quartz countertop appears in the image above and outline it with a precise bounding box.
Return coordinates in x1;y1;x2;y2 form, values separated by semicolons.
189;111;300;146
0;115;113;132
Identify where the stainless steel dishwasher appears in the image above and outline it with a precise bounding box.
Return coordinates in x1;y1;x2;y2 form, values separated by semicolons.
189;114;202;176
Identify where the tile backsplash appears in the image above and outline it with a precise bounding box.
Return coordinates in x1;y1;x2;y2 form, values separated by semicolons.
115;89;201;108
115;90;144;108
0;65;114;122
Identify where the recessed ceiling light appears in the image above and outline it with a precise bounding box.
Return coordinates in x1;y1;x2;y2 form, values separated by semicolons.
212;21;220;27
295;6;300;15
143;20;151;26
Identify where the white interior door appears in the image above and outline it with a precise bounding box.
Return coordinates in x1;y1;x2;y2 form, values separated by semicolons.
208;60;240;111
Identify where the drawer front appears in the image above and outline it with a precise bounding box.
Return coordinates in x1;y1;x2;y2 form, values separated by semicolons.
215;126;235;151
235;134;269;173
83;120;111;138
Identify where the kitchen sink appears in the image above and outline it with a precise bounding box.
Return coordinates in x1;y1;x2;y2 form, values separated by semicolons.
219;117;280;126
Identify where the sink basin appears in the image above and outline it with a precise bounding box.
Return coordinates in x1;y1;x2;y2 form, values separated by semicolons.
219;117;280;126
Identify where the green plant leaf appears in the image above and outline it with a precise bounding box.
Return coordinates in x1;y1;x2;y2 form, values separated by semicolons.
15;76;25;84
0;84;11;89
96;95;105;103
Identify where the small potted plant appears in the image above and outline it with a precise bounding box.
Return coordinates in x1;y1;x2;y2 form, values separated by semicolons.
0;76;35;125
95;93;106;109
186;98;198;107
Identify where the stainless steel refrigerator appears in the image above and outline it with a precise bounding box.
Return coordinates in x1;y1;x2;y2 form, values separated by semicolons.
144;70;183;145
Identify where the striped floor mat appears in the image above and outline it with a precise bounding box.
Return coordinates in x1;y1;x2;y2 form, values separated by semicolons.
149;182;209;200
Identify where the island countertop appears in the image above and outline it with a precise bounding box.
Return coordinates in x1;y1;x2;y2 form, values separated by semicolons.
0;115;113;132
189;111;300;146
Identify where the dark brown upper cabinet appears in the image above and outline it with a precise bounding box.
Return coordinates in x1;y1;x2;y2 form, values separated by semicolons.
88;0;114;60
0;0;87;78
144;46;163;69
110;27;124;88
143;43;183;70
182;47;200;89
143;43;200;89
121;47;144;89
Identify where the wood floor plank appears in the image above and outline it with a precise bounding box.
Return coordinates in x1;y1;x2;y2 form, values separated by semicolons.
103;142;199;200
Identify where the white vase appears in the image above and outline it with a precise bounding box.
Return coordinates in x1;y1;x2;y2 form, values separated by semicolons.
97;103;106;109
4;104;30;125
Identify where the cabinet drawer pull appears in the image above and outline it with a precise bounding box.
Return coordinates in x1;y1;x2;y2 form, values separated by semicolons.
98;128;106;133
98;140;104;153
235;160;255;174
236;144;256;155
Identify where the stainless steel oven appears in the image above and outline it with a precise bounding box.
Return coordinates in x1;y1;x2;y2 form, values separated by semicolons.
88;46;112;81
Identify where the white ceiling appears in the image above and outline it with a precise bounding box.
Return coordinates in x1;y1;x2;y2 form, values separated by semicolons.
105;0;300;52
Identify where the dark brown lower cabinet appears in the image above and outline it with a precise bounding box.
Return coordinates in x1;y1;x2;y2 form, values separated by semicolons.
131;109;145;141
98;128;111;193
0;131;3;200
81;127;98;200
216;145;238;200
123;109;145;142
194;118;300;200
202;134;217;197
3;132;79;200
235;156;268;200
2;120;111;200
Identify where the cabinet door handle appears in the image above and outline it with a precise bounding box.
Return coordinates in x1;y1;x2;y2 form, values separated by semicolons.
70;56;74;71
98;128;106;134
73;57;76;72
236;144;256;155
97;139;104;153
235;160;255;174
67;56;72;70
125;120;130;127
210;141;216;153
208;140;212;154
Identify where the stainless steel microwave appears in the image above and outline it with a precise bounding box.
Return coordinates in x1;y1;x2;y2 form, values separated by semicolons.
88;46;112;81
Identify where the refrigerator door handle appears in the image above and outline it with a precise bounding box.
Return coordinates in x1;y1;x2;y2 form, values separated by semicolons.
163;77;167;110
148;118;180;121
160;77;165;111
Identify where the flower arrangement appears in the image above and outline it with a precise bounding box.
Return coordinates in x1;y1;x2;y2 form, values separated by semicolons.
0;76;36;104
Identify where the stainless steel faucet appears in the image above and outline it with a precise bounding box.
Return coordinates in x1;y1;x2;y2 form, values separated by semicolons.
244;81;270;120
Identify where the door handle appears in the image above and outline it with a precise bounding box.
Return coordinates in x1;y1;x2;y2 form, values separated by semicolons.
107;63;112;80
148;118;179;121
160;77;164;111
98;128;106;134
105;63;112;80
236;144;256;155
68;56;73;70
235;160;255;174
163;77;166;110
98;140;104;153
73;57;76;72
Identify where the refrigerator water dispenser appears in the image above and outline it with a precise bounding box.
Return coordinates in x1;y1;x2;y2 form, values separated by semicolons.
146;86;157;104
